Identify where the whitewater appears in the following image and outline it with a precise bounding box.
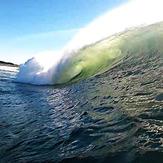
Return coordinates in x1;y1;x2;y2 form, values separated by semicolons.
16;0;163;85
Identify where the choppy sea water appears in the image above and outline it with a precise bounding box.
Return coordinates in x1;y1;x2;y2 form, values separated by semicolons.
0;54;163;163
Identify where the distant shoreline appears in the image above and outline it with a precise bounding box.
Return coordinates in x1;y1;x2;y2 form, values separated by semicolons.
0;61;19;67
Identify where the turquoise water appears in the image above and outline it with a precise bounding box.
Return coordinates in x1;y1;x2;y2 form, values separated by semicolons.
0;49;162;162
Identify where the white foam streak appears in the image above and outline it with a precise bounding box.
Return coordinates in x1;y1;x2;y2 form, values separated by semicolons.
0;66;18;72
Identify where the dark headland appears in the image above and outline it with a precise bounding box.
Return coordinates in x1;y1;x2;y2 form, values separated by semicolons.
0;61;19;67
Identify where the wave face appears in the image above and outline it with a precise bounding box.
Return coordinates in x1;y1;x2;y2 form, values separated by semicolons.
16;0;163;85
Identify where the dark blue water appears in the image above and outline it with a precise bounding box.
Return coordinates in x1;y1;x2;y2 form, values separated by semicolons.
0;54;163;163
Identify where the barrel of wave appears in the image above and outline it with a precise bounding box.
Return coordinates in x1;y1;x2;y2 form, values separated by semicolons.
52;22;163;85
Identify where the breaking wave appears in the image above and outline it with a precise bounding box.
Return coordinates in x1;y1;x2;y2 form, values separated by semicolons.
16;0;163;85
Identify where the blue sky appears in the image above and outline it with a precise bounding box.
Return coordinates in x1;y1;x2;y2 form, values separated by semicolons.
0;0;127;64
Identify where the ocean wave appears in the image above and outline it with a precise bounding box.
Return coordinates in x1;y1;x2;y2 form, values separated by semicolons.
16;0;163;85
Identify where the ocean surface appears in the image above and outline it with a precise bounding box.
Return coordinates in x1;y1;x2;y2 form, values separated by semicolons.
0;53;163;163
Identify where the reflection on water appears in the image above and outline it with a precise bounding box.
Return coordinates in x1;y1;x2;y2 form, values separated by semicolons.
0;52;162;163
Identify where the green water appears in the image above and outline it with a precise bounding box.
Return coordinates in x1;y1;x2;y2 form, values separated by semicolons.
54;22;163;84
